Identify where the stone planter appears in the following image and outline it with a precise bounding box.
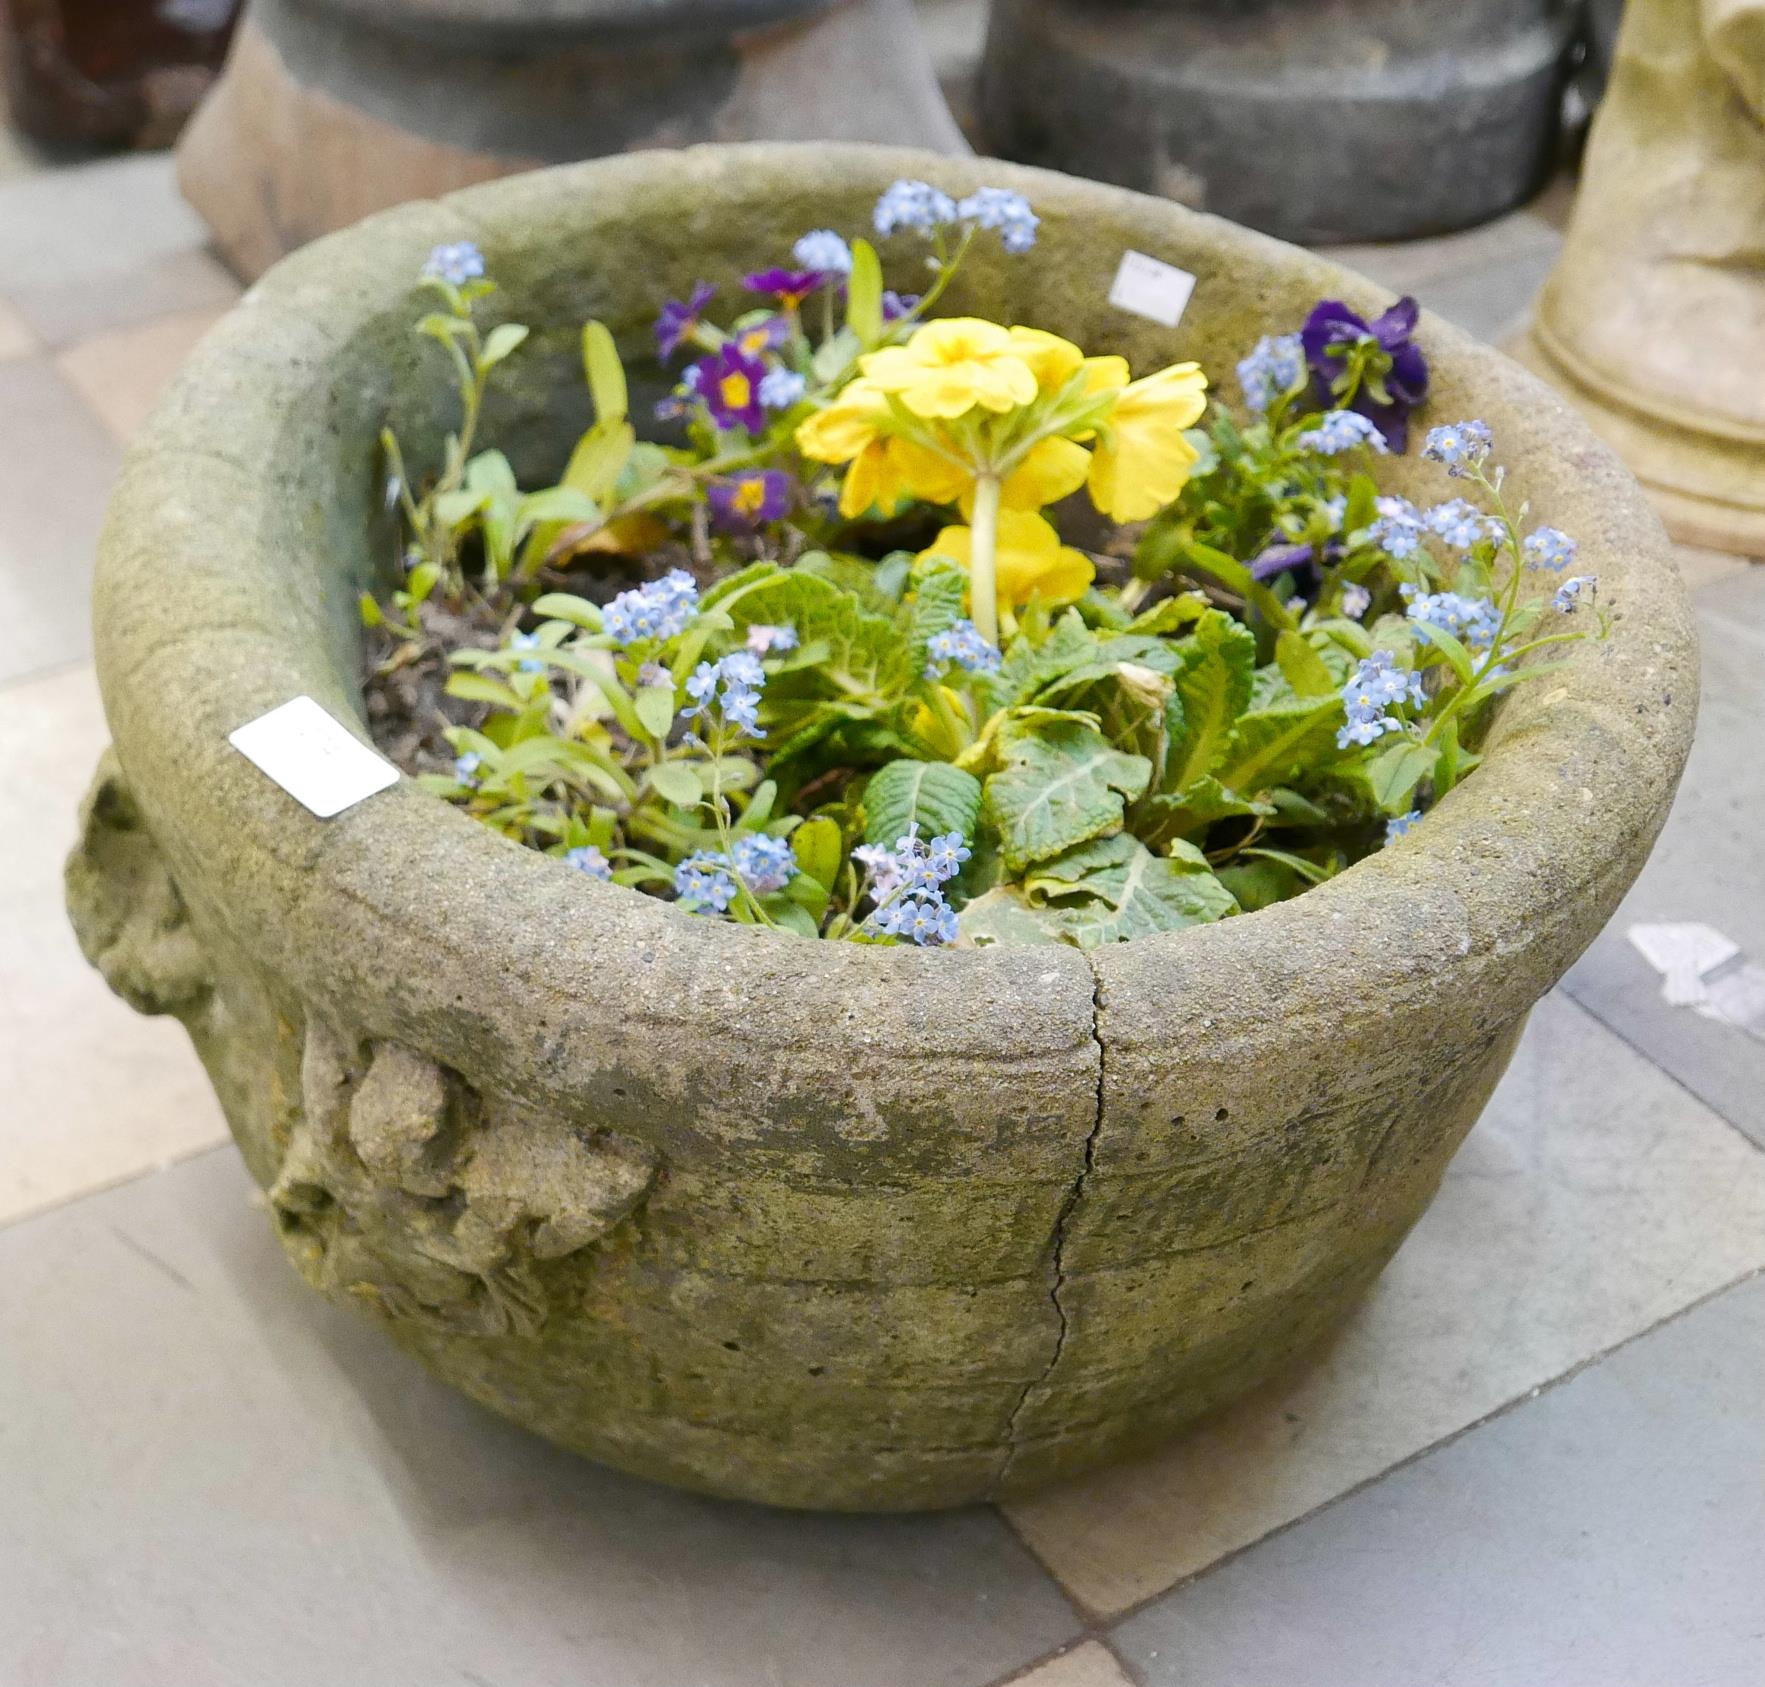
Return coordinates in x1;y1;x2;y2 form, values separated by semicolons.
67;144;1695;1511
978;0;1577;242
177;0;965;279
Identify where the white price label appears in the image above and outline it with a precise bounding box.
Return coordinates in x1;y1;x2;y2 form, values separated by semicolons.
1108;250;1197;329
228;695;399;819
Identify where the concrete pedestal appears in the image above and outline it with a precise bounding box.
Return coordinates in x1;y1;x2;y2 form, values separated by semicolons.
178;0;967;278
1516;0;1765;557
978;0;1576;243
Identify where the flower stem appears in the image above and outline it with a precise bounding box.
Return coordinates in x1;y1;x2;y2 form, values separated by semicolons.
968;472;1003;647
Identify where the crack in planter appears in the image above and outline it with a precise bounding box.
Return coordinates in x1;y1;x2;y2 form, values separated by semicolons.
996;955;1108;1493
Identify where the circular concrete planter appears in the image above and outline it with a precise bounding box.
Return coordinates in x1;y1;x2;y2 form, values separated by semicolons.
67;145;1696;1511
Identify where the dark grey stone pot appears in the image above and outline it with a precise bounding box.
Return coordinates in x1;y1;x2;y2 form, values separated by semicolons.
68;145;1694;1511
979;0;1578;242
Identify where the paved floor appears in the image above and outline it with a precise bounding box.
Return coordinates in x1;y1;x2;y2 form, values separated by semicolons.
1;133;1761;1687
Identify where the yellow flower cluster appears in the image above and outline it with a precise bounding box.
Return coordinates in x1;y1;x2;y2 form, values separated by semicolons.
795;317;1208;620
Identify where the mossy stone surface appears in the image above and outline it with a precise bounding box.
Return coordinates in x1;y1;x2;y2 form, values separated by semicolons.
66;144;1698;1510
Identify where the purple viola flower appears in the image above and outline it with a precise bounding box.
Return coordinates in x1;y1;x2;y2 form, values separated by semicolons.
743;268;832;307
882;290;921;322
728;315;792;360
1249;541;1316;582
1300;296;1429;453
707;470;792;533
656;283;715;360
699;344;768;433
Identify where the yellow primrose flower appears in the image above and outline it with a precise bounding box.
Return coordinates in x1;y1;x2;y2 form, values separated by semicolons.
886;436;972;507
944;436;1092;519
1088;362;1209;522
922;510;1095;612
860;318;1040;420
833;442;885;518
1005;326;1085;393
796;378;891;464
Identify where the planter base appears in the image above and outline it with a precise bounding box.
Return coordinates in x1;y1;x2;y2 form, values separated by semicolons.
1512;322;1765;559
179;0;967;278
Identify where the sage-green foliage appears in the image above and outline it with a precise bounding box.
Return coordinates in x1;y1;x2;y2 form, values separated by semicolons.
366;244;1604;949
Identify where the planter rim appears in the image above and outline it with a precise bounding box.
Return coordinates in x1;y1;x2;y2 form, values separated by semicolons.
94;142;1698;1093
289;0;839;47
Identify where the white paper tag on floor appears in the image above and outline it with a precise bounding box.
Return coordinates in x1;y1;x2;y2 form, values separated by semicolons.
229;695;399;818
1109;251;1197;328
1627;921;1765;1040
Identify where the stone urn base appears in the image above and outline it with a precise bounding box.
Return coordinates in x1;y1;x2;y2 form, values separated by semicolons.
178;0;967;278
978;0;1576;243
67;145;1695;1511
1512;324;1765;558
1511;0;1765;558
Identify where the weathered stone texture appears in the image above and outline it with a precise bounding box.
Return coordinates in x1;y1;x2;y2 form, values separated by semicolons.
67;147;1696;1509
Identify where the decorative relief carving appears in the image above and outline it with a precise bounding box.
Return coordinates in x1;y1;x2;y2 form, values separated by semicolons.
270;1018;657;1337
65;750;214;1019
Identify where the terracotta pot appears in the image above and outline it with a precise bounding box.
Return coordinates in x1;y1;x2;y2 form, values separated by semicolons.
67;145;1696;1511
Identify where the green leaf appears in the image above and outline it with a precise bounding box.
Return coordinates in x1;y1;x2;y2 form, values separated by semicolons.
763;898;822;940
1218;857;1300;912
1410;618;1477;686
581;320;629;423
1366;738;1436;812
795;550;906;615
744;780;779;828
1012;832;1239;947
811;326;861;384
530;592;604;631
1166;610;1256;786
563;419;636;503
959;887;1066;948
984;715;1152;874
1126;592;1210;637
635;684;677;740
1181;541;1294;629
1275;629;1338;697
480;322;530;368
464;449;518;499
1138;775;1273;845
357;592;384;628
863;759;983;849
847;238;884;347
791;815;845;890
987;610;1101;708
905;557;969;679
701;563;912;730
646;761;703;809
406;561;441;605
518;488;601;541
444;672;523;709
1239;845;1334;886
1217;694;1342;794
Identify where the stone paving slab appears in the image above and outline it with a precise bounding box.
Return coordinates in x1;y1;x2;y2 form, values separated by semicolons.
1564;569;1765;1145
1004;993;1765;1616
0;664;229;1225
0;357;119;686
0;1148;1082;1687
1003;1641;1135;1687
1113;1269;1765;1686
0;153;238;347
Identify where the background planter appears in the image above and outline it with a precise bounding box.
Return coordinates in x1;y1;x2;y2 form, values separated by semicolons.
177;0;966;279
978;0;1578;243
66;145;1695;1511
